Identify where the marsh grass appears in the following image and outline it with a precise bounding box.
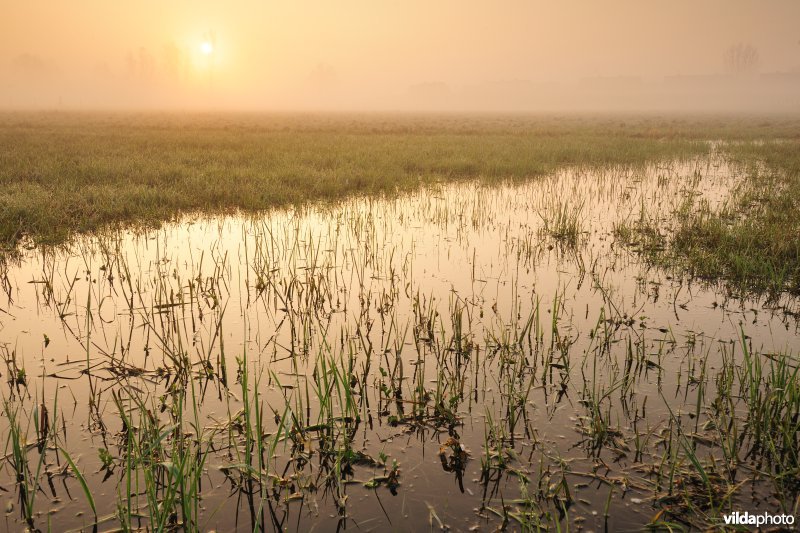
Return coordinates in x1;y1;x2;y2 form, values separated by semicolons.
1;115;800;531
539;197;586;247
615;140;800;295
0;112;733;250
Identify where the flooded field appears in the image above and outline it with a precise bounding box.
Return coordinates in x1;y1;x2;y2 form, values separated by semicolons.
2;152;799;531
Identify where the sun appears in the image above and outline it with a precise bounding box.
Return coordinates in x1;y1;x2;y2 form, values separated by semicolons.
201;41;214;55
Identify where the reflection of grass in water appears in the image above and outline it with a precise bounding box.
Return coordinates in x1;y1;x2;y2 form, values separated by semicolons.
1;153;800;530
4;273;799;530
3;390;58;529
539;197;585;247
648;334;800;528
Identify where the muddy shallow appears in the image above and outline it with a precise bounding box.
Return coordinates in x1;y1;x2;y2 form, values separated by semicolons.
1;154;798;531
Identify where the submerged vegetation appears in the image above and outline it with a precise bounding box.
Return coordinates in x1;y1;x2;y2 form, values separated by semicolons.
673;141;800;294
1;113;800;531
617;139;800;295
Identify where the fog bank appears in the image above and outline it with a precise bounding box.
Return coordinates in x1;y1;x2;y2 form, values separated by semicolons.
2;1;799;112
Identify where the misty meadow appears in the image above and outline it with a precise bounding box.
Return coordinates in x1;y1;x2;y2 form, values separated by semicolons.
3;1;800;532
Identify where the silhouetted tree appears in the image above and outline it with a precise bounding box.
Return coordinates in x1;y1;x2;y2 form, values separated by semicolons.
724;43;760;75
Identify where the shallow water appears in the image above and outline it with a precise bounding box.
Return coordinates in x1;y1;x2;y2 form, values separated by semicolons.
1;154;798;531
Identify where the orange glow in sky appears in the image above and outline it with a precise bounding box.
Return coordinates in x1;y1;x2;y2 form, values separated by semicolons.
2;0;799;111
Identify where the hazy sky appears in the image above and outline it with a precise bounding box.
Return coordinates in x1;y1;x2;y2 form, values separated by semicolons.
2;1;799;111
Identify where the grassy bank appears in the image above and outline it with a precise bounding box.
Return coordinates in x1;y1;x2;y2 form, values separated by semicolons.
0;112;761;248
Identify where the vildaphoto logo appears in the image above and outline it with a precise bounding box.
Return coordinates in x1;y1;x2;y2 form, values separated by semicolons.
722;511;795;527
